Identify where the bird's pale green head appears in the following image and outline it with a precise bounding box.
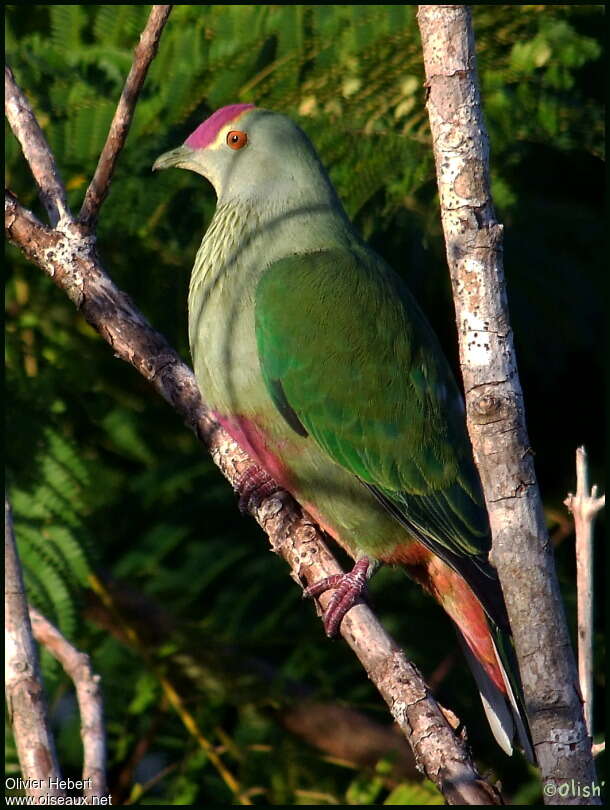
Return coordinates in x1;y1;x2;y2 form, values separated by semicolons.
153;104;336;206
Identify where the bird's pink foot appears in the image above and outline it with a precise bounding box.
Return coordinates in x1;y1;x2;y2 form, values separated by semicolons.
235;465;282;514
304;557;371;638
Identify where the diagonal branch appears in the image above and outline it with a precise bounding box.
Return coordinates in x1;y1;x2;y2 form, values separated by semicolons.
5;50;501;801
78;5;173;228
5;494;66;801
5;65;72;227
28;607;107;804
5;189;501;805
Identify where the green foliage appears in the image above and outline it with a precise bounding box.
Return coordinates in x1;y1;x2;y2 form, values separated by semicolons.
475;6;604;158
5;4;604;805
384;779;444;805
8;421;95;603
7;423;98;672
346;758;402;805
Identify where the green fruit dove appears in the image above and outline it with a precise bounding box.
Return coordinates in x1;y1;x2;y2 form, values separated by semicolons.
154;104;533;761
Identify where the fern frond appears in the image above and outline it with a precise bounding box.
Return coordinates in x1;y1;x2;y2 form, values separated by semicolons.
49;6;87;56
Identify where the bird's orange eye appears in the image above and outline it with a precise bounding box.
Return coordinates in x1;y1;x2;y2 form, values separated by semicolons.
226;130;248;150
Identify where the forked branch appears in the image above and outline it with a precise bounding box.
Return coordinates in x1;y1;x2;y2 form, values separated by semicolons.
28;608;108;803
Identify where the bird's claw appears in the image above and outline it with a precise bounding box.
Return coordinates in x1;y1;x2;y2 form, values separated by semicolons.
235;466;281;514
304;557;370;637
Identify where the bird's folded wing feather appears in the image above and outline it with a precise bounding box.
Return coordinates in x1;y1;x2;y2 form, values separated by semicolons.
254;247;500;609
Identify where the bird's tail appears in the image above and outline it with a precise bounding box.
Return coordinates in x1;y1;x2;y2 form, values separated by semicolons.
406;554;534;762
458;623;534;763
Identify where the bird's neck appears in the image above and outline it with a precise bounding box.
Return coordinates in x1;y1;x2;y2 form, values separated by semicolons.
189;188;357;302
188;198;257;306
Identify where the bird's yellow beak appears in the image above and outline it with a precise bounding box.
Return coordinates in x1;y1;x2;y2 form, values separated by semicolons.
152;144;197;172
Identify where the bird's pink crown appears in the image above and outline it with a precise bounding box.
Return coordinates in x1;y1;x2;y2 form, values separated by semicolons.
184;103;256;150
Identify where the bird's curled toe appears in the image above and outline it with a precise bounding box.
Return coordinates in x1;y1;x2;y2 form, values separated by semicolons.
235;466;282;514
304;558;370;637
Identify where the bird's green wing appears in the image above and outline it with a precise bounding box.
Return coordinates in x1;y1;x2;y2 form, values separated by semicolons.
255;247;496;600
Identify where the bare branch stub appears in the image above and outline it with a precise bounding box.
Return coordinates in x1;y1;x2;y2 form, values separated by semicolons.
5;66;72;227
564;446;605;739
5;495;66;800
29;608;108;803
78;5;173;228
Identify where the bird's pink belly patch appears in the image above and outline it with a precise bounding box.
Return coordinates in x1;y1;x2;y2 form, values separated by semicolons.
212;411;295;491
213;412;352;551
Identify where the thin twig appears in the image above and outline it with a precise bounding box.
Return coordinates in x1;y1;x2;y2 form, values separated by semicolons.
84;578;420;783
5;66;72;227
112;708;165;805
5;494;65;801
87;574;252;805
125;760;179;805
28;607;107;804
564;446;605;739
78;5;173;228
592;742;605;758
4;71;502;802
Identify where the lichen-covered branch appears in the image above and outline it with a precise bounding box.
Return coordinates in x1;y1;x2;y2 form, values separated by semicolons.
5;495;66;802
564;446;605;738
5;52;502;802
416;4;598;804
28;608;107;804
